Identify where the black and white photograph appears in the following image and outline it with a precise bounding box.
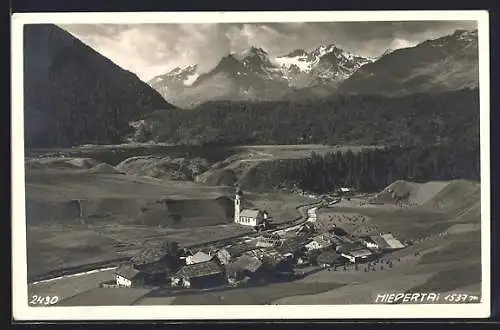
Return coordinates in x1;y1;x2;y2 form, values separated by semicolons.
11;11;490;320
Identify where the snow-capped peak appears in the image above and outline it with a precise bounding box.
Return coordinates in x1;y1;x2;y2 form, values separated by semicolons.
149;64;200;87
274;43;371;82
452;29;478;42
233;46;269;61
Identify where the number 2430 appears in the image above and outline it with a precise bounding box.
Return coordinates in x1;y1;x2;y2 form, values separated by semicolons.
29;295;59;305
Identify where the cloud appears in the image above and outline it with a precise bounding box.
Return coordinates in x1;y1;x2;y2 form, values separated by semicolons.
59;20;477;81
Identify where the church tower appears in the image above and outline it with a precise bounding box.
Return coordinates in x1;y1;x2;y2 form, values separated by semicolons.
234;187;242;223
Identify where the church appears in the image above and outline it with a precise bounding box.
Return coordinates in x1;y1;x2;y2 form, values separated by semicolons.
234;187;268;227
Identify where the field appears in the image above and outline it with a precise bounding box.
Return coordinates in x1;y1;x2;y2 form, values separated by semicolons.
24;145;482;306
57;287;153;306
28;269;117;305
273;180;482;304
25;153;314;278
167;282;345;305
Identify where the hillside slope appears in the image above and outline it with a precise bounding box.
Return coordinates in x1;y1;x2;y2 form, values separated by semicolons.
138;88;479;147
337;30;478;96
24;24;176;148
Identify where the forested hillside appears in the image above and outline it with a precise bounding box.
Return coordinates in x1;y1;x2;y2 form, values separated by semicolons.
238;144;480;193
24;24;175;149
140;88;479;147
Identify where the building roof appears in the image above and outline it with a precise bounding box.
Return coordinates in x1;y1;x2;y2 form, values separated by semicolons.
348;249;373;258
240;209;260;218
215;248;232;265
226;255;263;274
338;242;367;254
367;235;391;249
276;236;310;254
188;251;213;264
312;233;334;246
115;266;142;280
175;260;223;279
381;234;405;249
226;242;258;257
317;251;343;265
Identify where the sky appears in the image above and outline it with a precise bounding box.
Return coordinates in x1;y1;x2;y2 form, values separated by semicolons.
59;21;477;82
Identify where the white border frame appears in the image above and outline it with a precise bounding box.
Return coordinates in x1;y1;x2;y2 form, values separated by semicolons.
11;10;491;320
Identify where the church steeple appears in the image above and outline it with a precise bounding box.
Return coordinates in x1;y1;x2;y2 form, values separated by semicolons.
234;185;242;223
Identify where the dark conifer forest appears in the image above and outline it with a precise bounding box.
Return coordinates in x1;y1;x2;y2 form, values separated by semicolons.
238;145;480;193
143;88;479;148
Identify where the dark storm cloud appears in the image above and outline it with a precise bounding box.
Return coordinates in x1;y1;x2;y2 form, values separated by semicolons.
59;20;477;81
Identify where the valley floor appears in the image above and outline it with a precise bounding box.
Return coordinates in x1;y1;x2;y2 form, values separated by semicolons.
23;148;483;306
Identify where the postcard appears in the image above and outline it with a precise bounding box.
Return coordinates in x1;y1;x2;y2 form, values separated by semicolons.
11;10;490;320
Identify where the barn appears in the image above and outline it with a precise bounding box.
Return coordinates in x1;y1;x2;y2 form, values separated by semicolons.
115;266;145;287
170;260;226;289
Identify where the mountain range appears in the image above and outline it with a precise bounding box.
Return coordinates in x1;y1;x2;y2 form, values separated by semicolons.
22;25;480;149
148;44;374;108
24;24;176;148
148;29;478;108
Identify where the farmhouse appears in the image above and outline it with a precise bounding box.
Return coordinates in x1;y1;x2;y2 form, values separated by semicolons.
275;236;309;259
215;248;232;265
170;260;226;289
304;234;334;251
185;251;213;265
226;254;264;283
337;187;354;197
234;187;269;227
316;251;345;268
130;245;180;284
381;233;405;249
224;242;260;259
115;266;145;287
341;248;374;263
360;235;390;250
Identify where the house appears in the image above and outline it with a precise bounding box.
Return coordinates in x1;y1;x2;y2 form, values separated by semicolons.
341;248;374;263
170;260;226;289
360;236;380;250
115;266;145;287
243;247;288;269
234;188;268;227
224;242;260;259
185;251;213;265
337;242;367;254
225;254;263;283
381;233;405;249
304;234;334;251
361;235;391;250
338;187;354;197
316;251;346;267
215;248;232;265
131;246;180;284
275;236;310;256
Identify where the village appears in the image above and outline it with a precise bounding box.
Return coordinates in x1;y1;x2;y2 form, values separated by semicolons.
104;186;408;293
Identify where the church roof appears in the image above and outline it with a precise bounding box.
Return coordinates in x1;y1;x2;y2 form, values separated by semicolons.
240;209;260;218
